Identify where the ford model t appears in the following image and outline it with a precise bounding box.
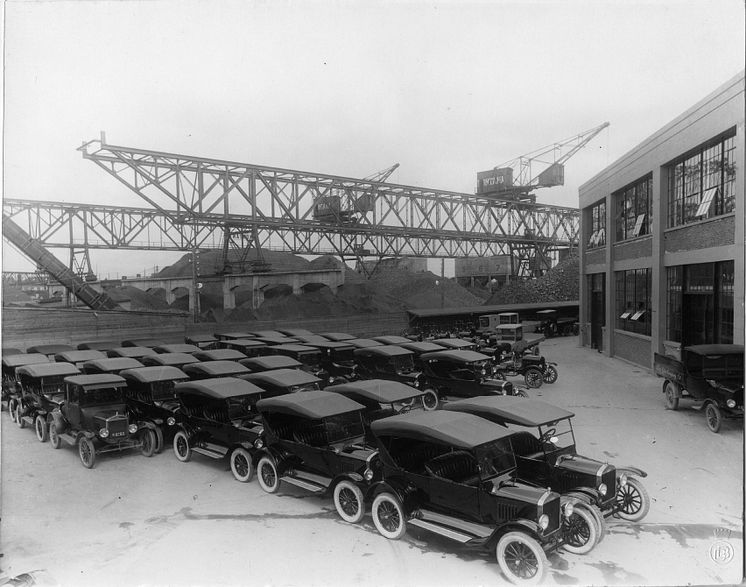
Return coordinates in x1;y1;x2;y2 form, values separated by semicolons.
48;374;158;468
3;353;49;417
367;410;570;584
654;344;744;433
255;391;379;524
442;397;650;529
171;377;271;482
353;346;420;386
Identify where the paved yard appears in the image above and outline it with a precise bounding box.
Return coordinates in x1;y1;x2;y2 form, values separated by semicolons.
1;337;742;586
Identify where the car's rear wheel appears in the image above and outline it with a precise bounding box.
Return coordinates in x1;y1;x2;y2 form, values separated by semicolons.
8;399;17;422
664;381;679;410
371;493;406;540
615;477;650;521
705;403;722;433
15;404;26;428
524;367;543;388
333;480;365;523
35;415;49;442
561;504;598;555
495;531;547;585
49;422;61;449
422;389;439;411
257;456;280;493
173;430;192;462
78;436;96;469
154;426;164;454
230;447;254;483
543;365;558;384
141;429;156;457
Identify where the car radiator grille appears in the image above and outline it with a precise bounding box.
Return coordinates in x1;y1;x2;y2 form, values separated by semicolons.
602;468;616;496
542;497;561;533
107;416;129;438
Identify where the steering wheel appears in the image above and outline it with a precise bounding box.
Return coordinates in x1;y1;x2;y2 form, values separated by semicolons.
539;428;556;443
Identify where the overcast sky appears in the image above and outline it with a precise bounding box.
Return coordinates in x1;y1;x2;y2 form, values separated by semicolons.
2;0;744;276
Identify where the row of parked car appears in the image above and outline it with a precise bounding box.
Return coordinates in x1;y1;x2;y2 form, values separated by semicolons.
2;329;642;584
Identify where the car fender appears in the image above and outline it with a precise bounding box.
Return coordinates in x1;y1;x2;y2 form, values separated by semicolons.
330;472;366;494
616;466;647;478
563;489;597;505
255;446;289;472
50;410;68;433
490;519;543;545
139;420;158;432
662;379;682;397
368;480;417;513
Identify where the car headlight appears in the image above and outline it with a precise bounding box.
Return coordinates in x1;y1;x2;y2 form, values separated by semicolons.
619;474;628;488
254;438;264;449
128;424;138;434
727;399;736;408
598;483;607;496
167;417;176;426
363;468;374;481
99;427;109;438
538;514;549;530
563;502;574;518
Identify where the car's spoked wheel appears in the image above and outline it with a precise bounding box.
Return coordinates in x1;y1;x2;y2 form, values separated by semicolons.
230;447;254;483
615;477;650;522
561;505;598;554
257;456;280;493
78;437;96;469
333;480;365;523
524;367;543;388
705;403;722;433
15;404;26;428
49;423;61;449
543;365;558;384
515;388;529;398
664;381;679;410
496;531;547;585
154;426;164;454
141;429;156;457
371;493;406;539
35;415;49;442
8;400;17;422
586;503;606;543
422;390;439;411
173;430;192;462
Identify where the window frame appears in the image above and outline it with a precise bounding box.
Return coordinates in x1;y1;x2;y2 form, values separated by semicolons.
615;268;652;336
614;175;653;242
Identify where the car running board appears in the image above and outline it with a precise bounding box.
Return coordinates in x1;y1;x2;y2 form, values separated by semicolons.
410;509;494;543
193;445;228;459
280;475;326;493
408;519;474;543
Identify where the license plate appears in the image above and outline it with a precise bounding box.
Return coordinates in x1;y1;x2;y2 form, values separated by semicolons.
111;432;125;438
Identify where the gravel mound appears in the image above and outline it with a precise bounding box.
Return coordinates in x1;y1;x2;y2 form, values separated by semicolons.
485;255;579;304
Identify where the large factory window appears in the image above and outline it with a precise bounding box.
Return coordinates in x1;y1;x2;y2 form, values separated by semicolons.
666;128;737;227
615;268;651;336
614;175;652;241
587;200;606;248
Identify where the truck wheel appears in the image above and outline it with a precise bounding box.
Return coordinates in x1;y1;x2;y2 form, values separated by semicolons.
141;429;156;457
35;415;49;442
371;493;406;540
496;531;547;585
664;381;679;411
49;423;61;449
15;404;26;428
705;403;722;433
524;367;543;388
230;447;254;483
78;437;96;469
173;430;192;462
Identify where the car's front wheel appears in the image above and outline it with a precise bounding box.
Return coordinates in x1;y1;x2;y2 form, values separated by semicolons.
141;429;156;457
561;504;598;555
371;493;406;540
586;503;606;543
256;456;280;493
524;367;543;388
705;403;722;433
15;404;25;428
422;389;439;411
543;365;558;384
35;415;49;442
495;531;547;585
333;480;365;523
615;477;650;522
173;430;192;462
230;447;254;483
664;381;679;411
7;399;17;423
78;436;96;469
49;422;61;449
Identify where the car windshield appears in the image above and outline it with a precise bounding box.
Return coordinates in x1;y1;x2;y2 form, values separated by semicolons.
82;386;126;405
331;349;355;362
227;395;258;420
151;380;178;400
298;352;322;366
390;355;415;373
325;411;364;444
475;437;517;479
289;383;321;393
687;352;744;379
505;418;575;456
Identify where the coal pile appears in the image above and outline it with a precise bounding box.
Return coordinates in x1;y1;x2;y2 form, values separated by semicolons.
485;255;579;305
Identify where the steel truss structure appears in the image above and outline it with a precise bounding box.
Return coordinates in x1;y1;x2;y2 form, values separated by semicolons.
4;137;580;277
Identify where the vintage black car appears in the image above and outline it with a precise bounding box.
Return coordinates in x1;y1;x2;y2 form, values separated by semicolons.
353;346;420;386
654;344;745;433
48;374;158;468
534;310;578;338
14;362;81;441
3;353;50;416
54;350;107;368
193;349;248;362
217;339;268;356
255;390;379;524
106;346;157;360
141;353;201;369
266;344;323;371
300;339;358;382
153;344;201;355
372;335;413;345
184;334;219;350
182;360;252;381
27;344;75;359
76;340;119;352
239;355;304;373
442;397;650;527
399;341;447;368
491;348;552;388
121;338;167;348
82;357;145;375
245;368;322;395
368;410;569;584
172;377;270;482
120;366;190;453
431;338;479;351
419;350;525;400
319;332;356;342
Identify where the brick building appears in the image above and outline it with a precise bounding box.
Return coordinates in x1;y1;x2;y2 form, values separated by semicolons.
578;72;744;367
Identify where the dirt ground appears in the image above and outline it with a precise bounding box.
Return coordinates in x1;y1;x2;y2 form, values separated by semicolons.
1;337;742;586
